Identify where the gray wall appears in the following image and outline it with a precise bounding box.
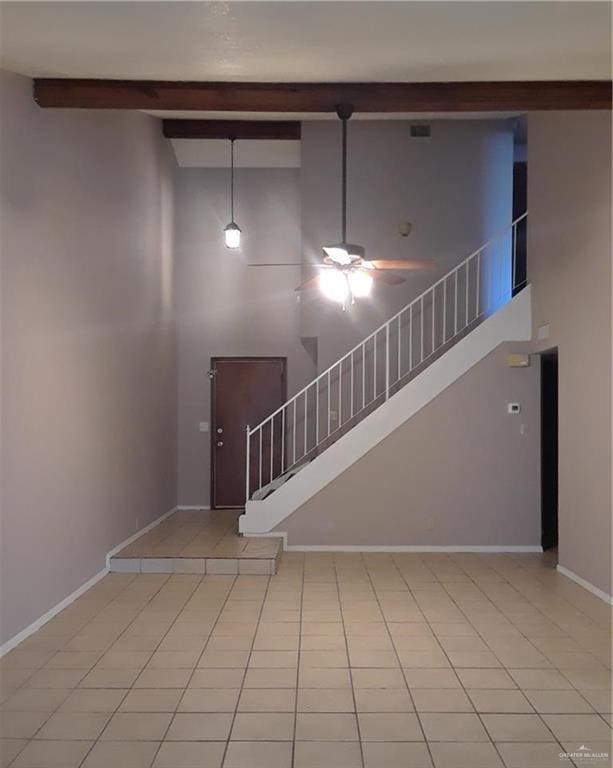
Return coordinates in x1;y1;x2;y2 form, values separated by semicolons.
0;71;178;644
528;111;612;596
278;343;541;546
175;168;316;507
299;120;514;371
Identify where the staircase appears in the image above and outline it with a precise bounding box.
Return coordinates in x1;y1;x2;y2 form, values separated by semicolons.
240;214;530;536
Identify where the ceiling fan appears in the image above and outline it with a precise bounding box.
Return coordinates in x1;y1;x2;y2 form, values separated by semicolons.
249;103;436;305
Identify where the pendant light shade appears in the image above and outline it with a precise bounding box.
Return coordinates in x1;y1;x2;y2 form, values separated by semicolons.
224;138;241;249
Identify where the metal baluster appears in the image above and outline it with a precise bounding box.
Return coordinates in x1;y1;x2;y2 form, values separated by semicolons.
432;287;436;354
373;334;377;400
315;381;319;447
350;352;354;418
476;251;481;319
465;260;470;329
245;425;250;503
409;304;413;372
292;400;296;466
304;389;308;457
338;362;342;429
454;268;458;336
259;428;262;491
327;371;331;437
420;296;424;363
443;277;447;344
397;314;401;381
270;417;274;484
281;408;285;474
385;323;390;400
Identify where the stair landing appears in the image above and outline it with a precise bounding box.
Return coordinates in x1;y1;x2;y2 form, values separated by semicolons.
109;509;281;575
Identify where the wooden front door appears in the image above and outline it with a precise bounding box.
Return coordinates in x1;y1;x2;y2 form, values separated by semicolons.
211;357;286;509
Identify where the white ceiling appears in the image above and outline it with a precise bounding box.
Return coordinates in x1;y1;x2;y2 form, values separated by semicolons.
1;1;611;82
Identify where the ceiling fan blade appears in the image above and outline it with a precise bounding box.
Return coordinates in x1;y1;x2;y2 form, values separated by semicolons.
368;259;437;271
370;270;406;286
294;274;323;292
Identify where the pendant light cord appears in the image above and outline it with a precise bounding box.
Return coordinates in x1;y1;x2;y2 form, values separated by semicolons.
230;138;235;222
341;117;347;243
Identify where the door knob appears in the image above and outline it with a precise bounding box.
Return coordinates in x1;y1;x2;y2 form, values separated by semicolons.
216;441;224;447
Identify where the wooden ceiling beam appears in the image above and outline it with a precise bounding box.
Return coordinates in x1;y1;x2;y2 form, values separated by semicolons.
33;79;612;112
163;119;301;139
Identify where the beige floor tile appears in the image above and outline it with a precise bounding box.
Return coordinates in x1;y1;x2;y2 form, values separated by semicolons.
295;712;359;741
190;669;245;688
299;667;351;689
293;740;362;768
243;668;297;688
467;689;534;713
351;668;406;689
198;650;250;669
540;713;612;741
0;738;27;768
403;669;461;689
297;688;355;713
165;712;233;741
249;651;298;668
153;740;226;768
362;741;433;768
456;668;516;689
579;689;613;713
481;713;555;741
508;668;572;690
177;688;239;712
134;669;192;688
0;710;49;739
24;669;86;689
79;668;140;688
561;668;611;690
36;711;110;740
1;688;70;712
428;742;504;767
496;741;574;768
358;712;423;741
354;687;414;712
96;651;151;669
420;712;489;741
412;688;473;712
238;688;295;712
82;740;160;768
230;712;295;740
524;689;595;713
59;688;127;712
10;740;93;768
349;651;399;668
101;711;173;740
146;651;200;670
223;740;292;768
252;635;300;651
120;689;183;712
44;651;101;670
300;651;349;668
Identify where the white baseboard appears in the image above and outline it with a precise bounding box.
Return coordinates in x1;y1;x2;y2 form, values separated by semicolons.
0;566;108;658
176;505;211;511
557;565;613;605
0;506;179;659
106;506;177;567
244;533;542;554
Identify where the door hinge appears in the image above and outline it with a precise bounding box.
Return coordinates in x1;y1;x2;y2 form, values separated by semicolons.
207;369;218;380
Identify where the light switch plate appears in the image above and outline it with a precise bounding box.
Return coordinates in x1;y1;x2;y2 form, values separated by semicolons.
199;422;209;433
507;403;521;414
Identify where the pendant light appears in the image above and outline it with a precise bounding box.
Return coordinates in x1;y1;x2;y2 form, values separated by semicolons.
224;138;241;249
320;104;372;303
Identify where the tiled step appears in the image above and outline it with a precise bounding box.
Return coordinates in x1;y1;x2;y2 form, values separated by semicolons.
109;509;282;574
109;553;280;575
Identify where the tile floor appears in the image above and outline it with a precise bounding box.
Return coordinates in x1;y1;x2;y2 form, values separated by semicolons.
1;550;611;767
109;511;281;575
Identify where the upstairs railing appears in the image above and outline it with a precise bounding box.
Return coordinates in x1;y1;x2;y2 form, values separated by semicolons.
246;213;528;502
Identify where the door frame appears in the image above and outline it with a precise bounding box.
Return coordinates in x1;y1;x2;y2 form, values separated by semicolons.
210;356;287;510
540;349;559;551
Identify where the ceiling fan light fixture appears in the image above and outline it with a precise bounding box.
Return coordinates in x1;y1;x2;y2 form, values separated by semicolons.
348;269;374;298
322;242;365;265
319;269;349;304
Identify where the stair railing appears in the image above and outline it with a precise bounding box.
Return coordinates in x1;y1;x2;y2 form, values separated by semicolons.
245;213;528;502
